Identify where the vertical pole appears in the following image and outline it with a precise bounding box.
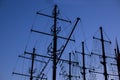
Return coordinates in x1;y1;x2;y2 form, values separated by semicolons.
82;42;86;80
53;5;57;80
100;27;108;80
69;53;72;80
30;48;35;80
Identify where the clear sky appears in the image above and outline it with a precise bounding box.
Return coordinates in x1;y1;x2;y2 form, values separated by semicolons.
0;0;120;80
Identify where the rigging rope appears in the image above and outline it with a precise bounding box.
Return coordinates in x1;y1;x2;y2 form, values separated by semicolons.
10;57;20;80
24;14;38;52
103;28;111;43
37;5;53;12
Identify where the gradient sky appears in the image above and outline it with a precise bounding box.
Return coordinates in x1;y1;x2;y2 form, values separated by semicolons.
0;0;120;80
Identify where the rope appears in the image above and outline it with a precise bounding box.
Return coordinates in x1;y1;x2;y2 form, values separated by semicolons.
37;5;53;12
93;28;100;37
103;29;111;43
10;57;20;80
24;14;38;52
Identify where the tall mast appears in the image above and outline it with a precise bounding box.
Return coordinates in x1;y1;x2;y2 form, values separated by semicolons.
30;48;35;80
93;27;111;80
100;27;108;80
53;5;58;80
32;4;77;80
13;4;81;80
82;42;86;80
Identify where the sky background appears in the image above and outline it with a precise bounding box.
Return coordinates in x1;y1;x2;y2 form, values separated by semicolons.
0;0;120;80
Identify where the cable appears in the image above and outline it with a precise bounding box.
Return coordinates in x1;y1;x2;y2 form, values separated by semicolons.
24;14;38;52
10;57;20;80
37;5;53;12
103;29;111;43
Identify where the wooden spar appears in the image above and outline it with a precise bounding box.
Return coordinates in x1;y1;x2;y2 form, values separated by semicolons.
82;42;86;80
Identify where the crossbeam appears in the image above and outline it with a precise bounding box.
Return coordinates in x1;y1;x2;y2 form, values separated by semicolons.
89;70;118;76
93;36;111;43
77;65;94;71
91;52;115;59
59;73;80;78
89;70;104;75
24;51;78;64
31;29;75;42
12;72;47;80
19;55;47;63
75;51;90;56
36;12;71;23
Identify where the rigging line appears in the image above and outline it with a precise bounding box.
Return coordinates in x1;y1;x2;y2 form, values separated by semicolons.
74;41;82;52
24;31;32;52
91;37;99;52
65;41;75;55
22;54;26;77
58;20;71;34
59;15;71;26
84;41;91;55
93;28;100;37
46;61;52;75
78;19;92;54
75;36;91;53
12;57;20;73
60;23;73;41
31;14;38;29
80;19;86;41
24;14;38;51
58;5;71;24
60;10;72;30
111;64;115;76
10;57;20;80
103;29;111;43
58;18;74;37
62;19;76;42
33;40;38;49
37;59;50;78
25;56;31;79
37;5;53;12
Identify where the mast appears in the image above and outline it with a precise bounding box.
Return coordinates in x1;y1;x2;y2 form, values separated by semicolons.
53;5;57;80
75;42;92;80
32;4;77;80
93;27;111;80
82;42;86;80
30;48;35;80
68;53;72;80
12;5;81;80
100;27;108;80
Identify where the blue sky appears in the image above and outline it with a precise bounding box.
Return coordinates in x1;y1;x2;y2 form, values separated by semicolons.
0;0;120;80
